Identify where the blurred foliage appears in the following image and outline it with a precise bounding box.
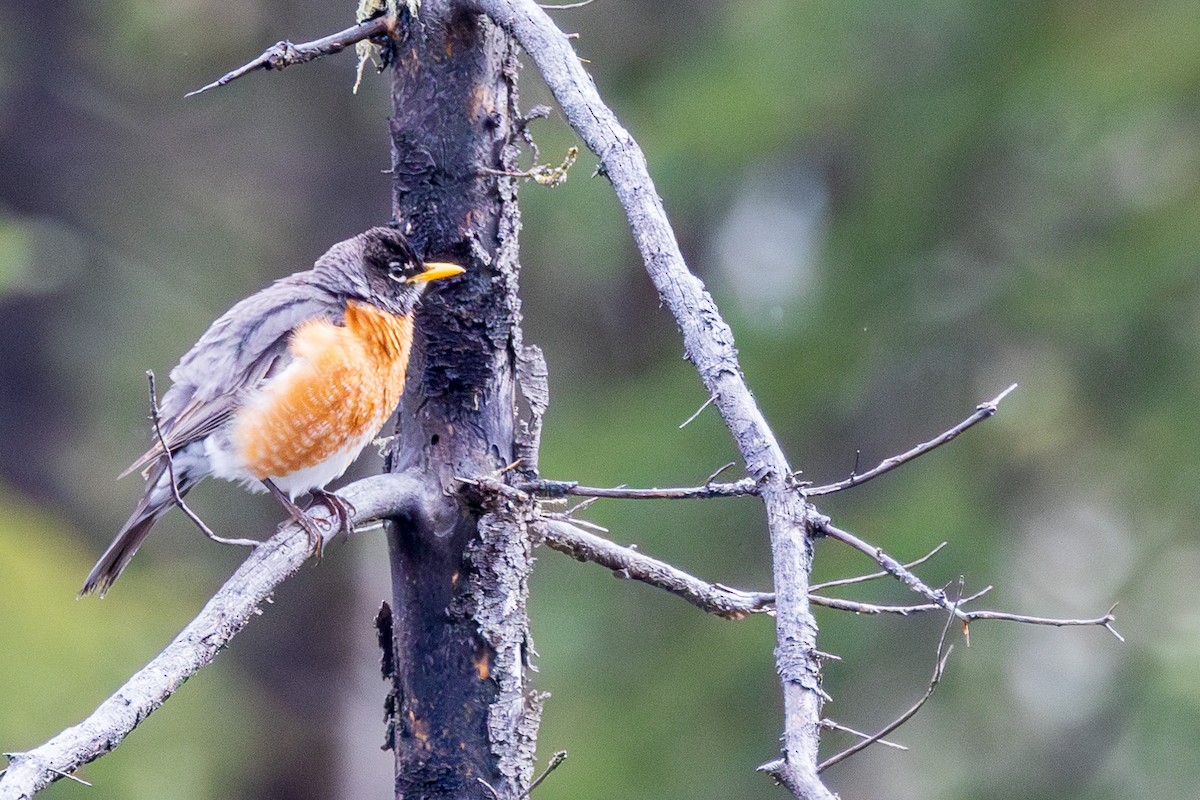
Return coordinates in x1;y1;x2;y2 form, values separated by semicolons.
2;1;1197;798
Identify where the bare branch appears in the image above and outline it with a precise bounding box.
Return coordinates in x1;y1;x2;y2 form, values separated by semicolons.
0;474;427;799
818;520;993;626
818;520;1120;636
523;750;569;798
146;371;259;547
533;511;976;621
817;721;908;752
818;585;961;771
679;392;717;428
806;383;1018;497
535;519;774;619
516;477;759;500
474;4;833;794
958;603;1124;640
809;542;948;592
185;16;393;97
809;588;988;617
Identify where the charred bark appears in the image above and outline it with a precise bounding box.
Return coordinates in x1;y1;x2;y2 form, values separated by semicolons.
382;3;537;799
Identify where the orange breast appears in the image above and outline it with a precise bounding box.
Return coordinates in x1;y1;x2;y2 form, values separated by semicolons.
233;301;414;481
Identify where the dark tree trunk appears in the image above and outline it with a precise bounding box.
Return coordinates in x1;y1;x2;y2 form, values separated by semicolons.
381;3;538;799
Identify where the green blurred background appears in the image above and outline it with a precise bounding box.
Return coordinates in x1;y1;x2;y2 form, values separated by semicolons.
2;1;1195;798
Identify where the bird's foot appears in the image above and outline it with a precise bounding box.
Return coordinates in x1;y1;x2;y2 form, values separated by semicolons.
307;488;356;542
263;479;328;559
281;499;327;559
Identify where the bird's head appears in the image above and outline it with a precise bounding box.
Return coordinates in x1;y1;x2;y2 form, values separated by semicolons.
320;226;465;316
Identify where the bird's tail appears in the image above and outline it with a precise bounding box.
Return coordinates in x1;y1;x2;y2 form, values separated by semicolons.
80;461;197;598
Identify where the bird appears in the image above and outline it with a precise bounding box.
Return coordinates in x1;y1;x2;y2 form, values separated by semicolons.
80;225;464;597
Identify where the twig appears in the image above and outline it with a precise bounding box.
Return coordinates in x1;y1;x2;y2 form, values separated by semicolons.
679;393;717;429
809;587;990;617
818;583;961;771
818;521;973;626
525;509;990;621
146;371;260;548
818;520;1121;636
517;478;759;500
817;721;907;751
0;758;90;788
536;520;774;619
523;750;568;797
805;384;1018;497
185;16;393;97
809;542;948;592
959;603;1124;640
0;474;426;799
704;461;738;485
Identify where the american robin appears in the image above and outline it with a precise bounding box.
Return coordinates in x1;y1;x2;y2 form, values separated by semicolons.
80;226;464;597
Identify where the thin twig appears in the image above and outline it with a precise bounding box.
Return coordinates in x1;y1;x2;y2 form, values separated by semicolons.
515;477;759;500
146;371;259;548
818;721;908;752
960;602;1125;640
481;146;578;186
810;586;990;617
0;758;90;788
0;474;426;799
679;393;717;429
805;384;1018;497
523;751;568;797
810;542;948;592
704;461;738;485
524;506;994;621
185;16;392;97
818;582;962;771
818;520;1121;636
818;519;970;621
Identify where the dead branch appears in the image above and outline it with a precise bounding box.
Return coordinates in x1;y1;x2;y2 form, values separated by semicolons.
535;519;774;619
185;15;394;97
524;750;569;798
805;384;1018;497
538;517;951;618
818;520;1121;637
477;4;831;793
536;513;1110;634
818;720;907;752
818;586;961;771
809;542;948;592
146;371;259;547
516;477;759;500
811;589;987;617
0;474;426;799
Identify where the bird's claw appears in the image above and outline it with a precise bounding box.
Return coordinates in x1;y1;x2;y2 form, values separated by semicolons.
307;489;356;537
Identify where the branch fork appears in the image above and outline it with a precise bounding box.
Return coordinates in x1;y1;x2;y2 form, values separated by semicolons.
18;2;1120;797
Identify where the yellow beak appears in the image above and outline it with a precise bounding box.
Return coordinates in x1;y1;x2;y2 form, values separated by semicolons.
408;261;466;284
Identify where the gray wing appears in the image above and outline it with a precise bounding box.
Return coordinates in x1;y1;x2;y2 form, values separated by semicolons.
122;272;346;476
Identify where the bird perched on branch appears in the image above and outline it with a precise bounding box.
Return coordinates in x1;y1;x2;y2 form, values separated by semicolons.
81;226;464;597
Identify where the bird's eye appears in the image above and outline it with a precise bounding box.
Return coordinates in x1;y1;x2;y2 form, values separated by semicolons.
386;260;407;281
